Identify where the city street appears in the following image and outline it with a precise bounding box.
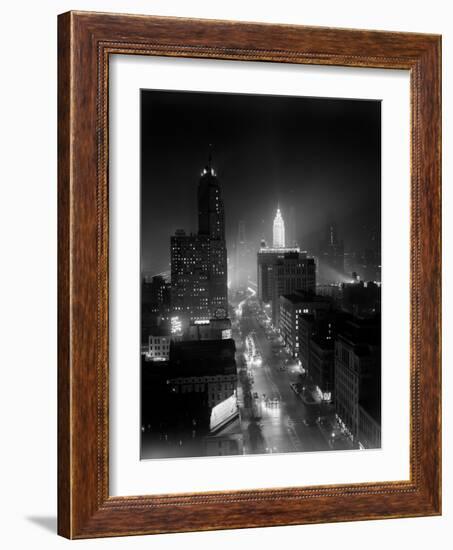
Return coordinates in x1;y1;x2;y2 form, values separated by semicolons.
233;293;333;455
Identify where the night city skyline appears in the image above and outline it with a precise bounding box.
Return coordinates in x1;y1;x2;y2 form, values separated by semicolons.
141;90;381;277
140;89;381;460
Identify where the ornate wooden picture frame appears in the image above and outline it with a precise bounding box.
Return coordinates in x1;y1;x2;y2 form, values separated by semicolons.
58;11;441;539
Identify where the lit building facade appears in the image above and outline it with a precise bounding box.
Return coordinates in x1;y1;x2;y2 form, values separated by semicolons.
272;253;316;325
147;334;171;361
298;307;352;399
198;156;228;316
279;292;331;358
170;154;228;325
170;230;210;323
257;248;291;303
273;207;285;248
257;246;316;325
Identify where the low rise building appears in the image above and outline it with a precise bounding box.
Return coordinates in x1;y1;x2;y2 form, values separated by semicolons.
184;318;232;341
147;333;171;361
168;339;237;407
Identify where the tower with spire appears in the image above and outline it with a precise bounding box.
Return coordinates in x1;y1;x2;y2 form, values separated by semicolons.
257;205;315;326
198;147;228;317
170;146;228;325
198;145;225;240
273;207;285;248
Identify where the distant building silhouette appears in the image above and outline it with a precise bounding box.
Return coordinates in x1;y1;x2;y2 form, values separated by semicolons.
318;220;344;283
287;204;297;247
169;338;237;408
234;220;249;290
141;275;171;342
341;280;381;317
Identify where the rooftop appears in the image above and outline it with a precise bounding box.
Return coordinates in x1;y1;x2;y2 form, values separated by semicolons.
258;246;301;254
281;291;332;305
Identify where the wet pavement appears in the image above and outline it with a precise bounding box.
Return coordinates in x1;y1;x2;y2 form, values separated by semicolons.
233;298;334;455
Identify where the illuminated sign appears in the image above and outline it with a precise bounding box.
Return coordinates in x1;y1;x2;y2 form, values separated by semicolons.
210;394;238;432
170;316;182;334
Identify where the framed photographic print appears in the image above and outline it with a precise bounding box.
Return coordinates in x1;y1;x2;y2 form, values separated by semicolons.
58;11;441;539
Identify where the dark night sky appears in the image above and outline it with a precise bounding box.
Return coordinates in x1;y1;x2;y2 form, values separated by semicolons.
141;89;381;275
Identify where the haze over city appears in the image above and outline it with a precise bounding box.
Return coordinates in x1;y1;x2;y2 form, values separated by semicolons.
140;89;381;460
141;90;381;278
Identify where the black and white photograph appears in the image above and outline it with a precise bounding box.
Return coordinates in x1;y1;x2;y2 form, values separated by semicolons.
140;89;382;460
1;1;446;546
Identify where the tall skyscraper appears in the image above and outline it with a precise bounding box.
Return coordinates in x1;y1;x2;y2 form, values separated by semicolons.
170;230;210;322
273;207;285;248
171;152;228;326
198;153;228;317
258;207;316;325
198;152;225;240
